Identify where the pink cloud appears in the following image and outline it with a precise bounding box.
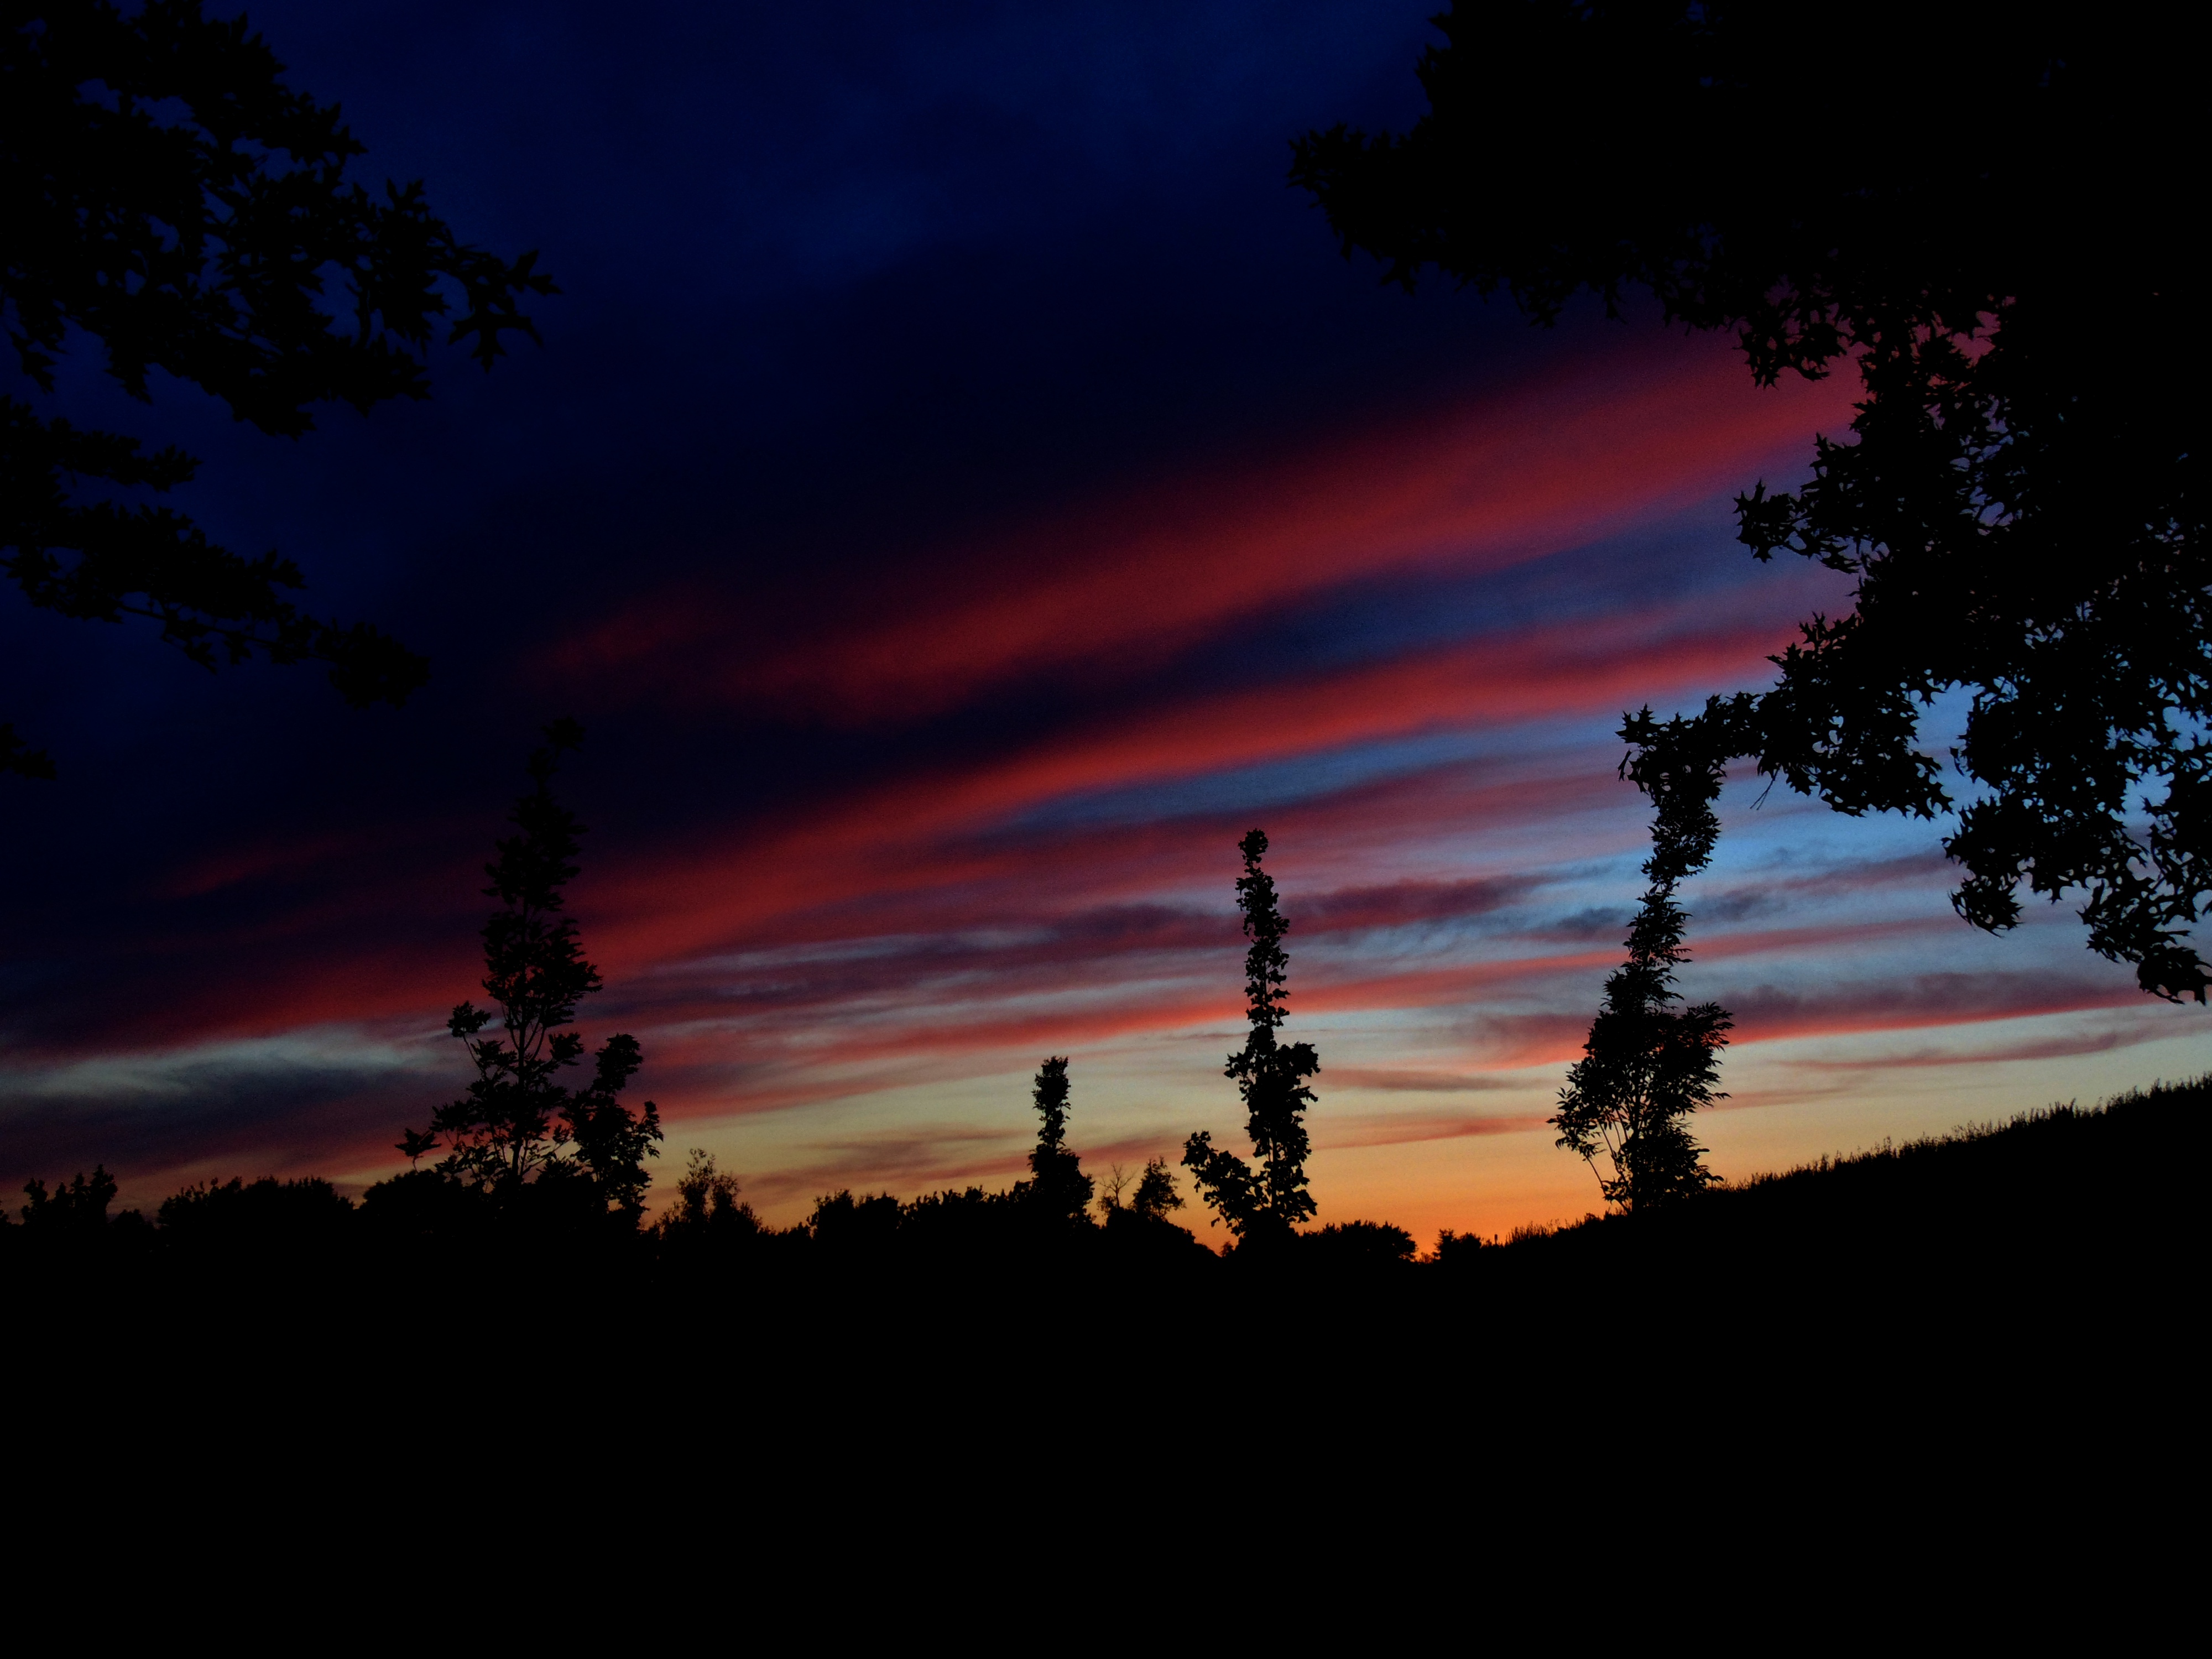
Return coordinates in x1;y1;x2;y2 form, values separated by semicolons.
1315;1109;1552;1151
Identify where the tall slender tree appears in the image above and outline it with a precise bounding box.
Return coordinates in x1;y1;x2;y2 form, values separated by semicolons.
1025;1055;1094;1224
401;720;661;1220
1184;830;1319;1241
1551;731;1730;1210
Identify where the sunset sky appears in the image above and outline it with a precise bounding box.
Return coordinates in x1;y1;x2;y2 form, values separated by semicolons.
6;0;2205;1241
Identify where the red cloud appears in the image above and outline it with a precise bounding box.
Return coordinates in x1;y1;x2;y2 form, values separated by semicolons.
551;330;1854;724
1786;1016;2182;1071
582;590;1823;979
1724;972;2150;1047
15;580;1835;1070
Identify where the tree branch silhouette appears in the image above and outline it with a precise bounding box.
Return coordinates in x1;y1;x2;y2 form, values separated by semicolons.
2;1;557;776
1293;1;2203;999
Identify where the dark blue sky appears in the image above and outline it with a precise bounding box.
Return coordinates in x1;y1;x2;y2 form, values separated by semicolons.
8;0;1526;857
7;0;1541;1030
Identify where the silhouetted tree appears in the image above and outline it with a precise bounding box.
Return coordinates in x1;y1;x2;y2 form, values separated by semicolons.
1024;1055;1094;1224
1096;1162;1133;1216
1129;1156;1182;1223
650;1149;764;1270
1185;830;1320;1241
1552;738;1730;1210
356;1164;492;1247
2;1;556;778
19;1165;118;1234
1305;1219;1416;1267
1293;2;2205;999
1430;1228;1485;1266
660;1149;755;1234
1095;1154;1203;1262
12;1164;155;1261
806;1190;902;1261
157;1175;353;1256
403;721;661;1220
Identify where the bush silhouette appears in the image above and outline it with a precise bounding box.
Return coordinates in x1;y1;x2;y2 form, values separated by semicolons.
158;1177;354;1258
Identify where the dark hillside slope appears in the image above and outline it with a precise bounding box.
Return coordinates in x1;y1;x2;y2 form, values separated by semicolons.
1503;1076;2192;1276
701;1078;2200;1435
1435;1079;2198;1417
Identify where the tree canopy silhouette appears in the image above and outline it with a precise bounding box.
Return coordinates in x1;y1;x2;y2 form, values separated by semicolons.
1292;2;2204;999
1185;828;1319;1241
19;1164;118;1235
2;0;555;778
403;720;661;1222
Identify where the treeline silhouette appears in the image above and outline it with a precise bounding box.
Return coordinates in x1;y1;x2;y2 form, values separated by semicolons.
11;1074;2197;1302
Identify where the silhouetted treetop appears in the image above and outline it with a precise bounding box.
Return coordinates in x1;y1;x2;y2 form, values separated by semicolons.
19;1165;118;1233
1306;1219;1416;1267
1023;1055;1094;1225
1296;2;2206;999
650;1150;763;1267
1186;829;1320;1239
157;1175;353;1253
1129;1156;1182;1222
1553;736;1729;1212
405;721;661;1218
2;1;556;776
477;716;598;1049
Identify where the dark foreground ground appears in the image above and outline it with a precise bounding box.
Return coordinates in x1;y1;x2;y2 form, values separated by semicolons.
11;1082;2189;1610
12;1079;2193;1433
